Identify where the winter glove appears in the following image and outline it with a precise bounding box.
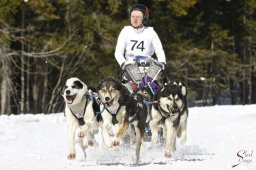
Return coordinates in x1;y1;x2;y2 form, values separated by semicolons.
121;60;134;70
160;62;166;70
155;61;166;70
121;62;126;70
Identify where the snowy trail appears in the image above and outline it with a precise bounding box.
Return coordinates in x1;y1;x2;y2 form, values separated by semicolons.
0;105;255;170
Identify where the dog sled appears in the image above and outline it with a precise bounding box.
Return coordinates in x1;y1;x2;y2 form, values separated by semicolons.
120;55;165;96
120;56;166;142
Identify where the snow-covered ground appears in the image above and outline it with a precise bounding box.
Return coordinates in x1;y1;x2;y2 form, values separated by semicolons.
0;105;255;170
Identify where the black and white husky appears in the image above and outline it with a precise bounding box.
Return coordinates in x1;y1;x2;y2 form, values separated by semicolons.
62;77;100;160
97;77;148;164
149;81;188;157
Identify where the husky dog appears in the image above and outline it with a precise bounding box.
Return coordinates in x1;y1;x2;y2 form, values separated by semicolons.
97;77;148;164
62;77;100;160
149;81;188;157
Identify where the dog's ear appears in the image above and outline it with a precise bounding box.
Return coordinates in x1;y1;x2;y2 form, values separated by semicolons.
162;79;172;91
88;86;97;93
161;87;165;92
83;82;88;92
178;82;187;96
181;85;186;96
97;78;105;91
161;83;166;92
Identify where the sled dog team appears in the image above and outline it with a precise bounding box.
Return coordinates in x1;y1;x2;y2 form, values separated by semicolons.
62;77;188;164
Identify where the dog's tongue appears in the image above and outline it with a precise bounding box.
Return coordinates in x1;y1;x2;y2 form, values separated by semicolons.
106;99;114;107
66;96;73;101
66;95;75;104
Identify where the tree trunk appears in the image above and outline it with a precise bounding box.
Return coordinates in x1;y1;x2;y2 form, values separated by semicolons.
0;46;12;115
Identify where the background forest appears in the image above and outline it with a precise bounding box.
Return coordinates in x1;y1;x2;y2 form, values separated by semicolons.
0;0;255;115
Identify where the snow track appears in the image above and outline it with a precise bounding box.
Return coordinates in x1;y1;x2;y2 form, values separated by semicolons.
0;105;255;170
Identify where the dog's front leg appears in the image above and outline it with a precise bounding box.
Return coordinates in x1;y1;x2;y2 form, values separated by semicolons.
101;111;113;147
91;120;100;134
159;123;167;144
112;120;129;146
149;109;162;144
164;118;177;158
67;125;77;160
79;124;95;147
128;125;136;144
177;113;187;145
102;122;113;147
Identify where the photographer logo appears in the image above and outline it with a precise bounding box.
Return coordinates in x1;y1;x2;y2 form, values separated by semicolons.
232;150;253;168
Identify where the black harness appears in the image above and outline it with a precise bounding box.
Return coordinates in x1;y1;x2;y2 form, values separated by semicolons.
66;94;92;126
156;97;188;127
105;104;122;125
100;97;126;125
157;100;186;118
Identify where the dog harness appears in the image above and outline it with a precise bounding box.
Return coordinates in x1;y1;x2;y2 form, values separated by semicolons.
157;102;187;127
68;94;91;126
157;101;186;118
99;96;127;125
103;103;122;125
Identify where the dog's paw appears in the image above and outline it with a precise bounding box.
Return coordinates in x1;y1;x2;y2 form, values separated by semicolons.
130;139;136;145
151;136;158;144
88;140;94;146
172;146;176;152
179;131;187;145
67;153;76;160
180;137;186;145
78;131;84;138
164;151;172;158
111;140;120;147
177;129;182;138
93;129;99;134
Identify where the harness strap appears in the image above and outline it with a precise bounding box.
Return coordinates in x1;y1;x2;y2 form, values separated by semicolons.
157;101;186;118
157;104;170;118
95;105;105;116
68;95;90;126
143;99;158;106
105;104;122;125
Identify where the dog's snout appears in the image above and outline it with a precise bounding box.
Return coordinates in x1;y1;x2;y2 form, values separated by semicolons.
66;90;71;95
173;103;178;109
105;97;110;101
